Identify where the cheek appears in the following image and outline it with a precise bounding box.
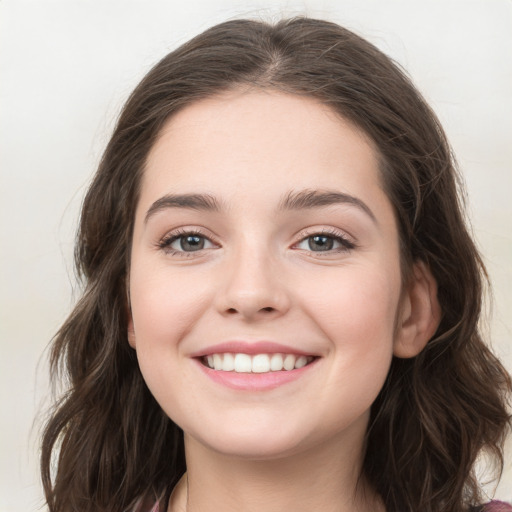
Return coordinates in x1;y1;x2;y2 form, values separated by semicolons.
279;266;401;436
301;264;400;381
128;267;210;414
306;264;399;332
128;266;213;399
130;265;210;338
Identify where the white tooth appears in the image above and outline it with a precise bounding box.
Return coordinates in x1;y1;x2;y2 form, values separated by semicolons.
234;353;252;373
252;354;270;373
295;355;308;369
270;354;284;371
213;354;223;371
222;353;235;371
283;354;296;371
207;355;214;368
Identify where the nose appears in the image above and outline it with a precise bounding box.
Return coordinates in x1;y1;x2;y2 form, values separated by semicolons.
214;243;291;321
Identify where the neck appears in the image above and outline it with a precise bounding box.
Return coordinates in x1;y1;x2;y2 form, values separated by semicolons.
169;423;384;512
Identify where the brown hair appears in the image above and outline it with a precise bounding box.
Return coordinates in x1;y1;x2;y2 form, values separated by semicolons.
41;17;511;512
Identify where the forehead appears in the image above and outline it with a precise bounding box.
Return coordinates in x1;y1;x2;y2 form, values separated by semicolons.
141;90;385;209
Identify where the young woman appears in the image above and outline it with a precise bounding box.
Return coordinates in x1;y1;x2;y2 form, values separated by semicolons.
40;17;511;512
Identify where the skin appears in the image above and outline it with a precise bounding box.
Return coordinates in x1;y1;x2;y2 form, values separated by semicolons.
128;90;440;512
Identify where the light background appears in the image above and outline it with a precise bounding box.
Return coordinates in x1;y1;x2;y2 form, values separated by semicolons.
1;0;511;510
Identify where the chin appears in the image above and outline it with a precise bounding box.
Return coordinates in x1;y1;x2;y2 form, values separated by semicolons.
187;426;311;461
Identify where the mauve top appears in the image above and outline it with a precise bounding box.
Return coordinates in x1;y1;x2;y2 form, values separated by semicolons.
474;504;512;512
148;501;512;512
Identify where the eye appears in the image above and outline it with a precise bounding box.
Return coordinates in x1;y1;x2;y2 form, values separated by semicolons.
295;230;355;253
158;229;216;254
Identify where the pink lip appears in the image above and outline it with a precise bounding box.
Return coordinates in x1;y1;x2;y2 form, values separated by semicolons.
193;357;318;391
190;341;315;357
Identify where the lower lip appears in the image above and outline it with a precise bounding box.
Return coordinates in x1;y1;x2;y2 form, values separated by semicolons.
194;358;318;391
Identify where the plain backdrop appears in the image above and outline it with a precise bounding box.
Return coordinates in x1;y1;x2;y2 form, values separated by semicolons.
1;1;511;510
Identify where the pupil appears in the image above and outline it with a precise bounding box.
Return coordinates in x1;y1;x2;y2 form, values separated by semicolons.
309;235;333;251
182;235;204;251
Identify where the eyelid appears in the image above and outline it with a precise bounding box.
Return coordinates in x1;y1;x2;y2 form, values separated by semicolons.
295;226;355;243
157;227;220;255
155;225;356;257
292;226;356;252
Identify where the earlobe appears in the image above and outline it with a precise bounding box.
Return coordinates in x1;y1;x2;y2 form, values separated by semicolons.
393;261;441;359
126;279;136;349
127;316;136;348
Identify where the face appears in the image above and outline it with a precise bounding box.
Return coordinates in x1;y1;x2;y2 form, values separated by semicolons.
129;90;406;460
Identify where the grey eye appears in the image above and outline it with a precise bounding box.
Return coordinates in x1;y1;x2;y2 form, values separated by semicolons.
308;235;334;251
184;235;204;251
170;234;213;252
295;233;354;253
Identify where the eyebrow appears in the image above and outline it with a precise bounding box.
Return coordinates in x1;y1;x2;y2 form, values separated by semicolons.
145;193;222;223
277;189;377;223
144;189;376;224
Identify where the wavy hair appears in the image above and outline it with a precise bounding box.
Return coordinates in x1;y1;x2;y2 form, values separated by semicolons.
41;17;511;512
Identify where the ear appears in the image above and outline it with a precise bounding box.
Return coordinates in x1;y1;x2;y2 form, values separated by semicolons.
393;261;441;358
127;316;136;348
125;276;136;348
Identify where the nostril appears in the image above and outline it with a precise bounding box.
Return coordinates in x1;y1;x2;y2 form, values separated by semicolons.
223;306;278;316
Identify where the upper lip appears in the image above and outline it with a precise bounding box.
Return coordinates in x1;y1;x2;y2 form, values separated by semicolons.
190;341;316;358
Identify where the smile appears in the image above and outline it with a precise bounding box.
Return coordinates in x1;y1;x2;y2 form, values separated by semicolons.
203;353;316;373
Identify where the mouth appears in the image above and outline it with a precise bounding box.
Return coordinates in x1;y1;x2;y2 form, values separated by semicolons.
201;353;317;373
192;341;320;389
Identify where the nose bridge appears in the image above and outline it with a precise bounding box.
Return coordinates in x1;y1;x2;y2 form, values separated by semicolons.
216;235;289;319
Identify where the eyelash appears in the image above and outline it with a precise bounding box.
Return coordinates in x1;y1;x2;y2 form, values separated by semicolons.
157;227;356;257
157;228;217;257
295;228;356;254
